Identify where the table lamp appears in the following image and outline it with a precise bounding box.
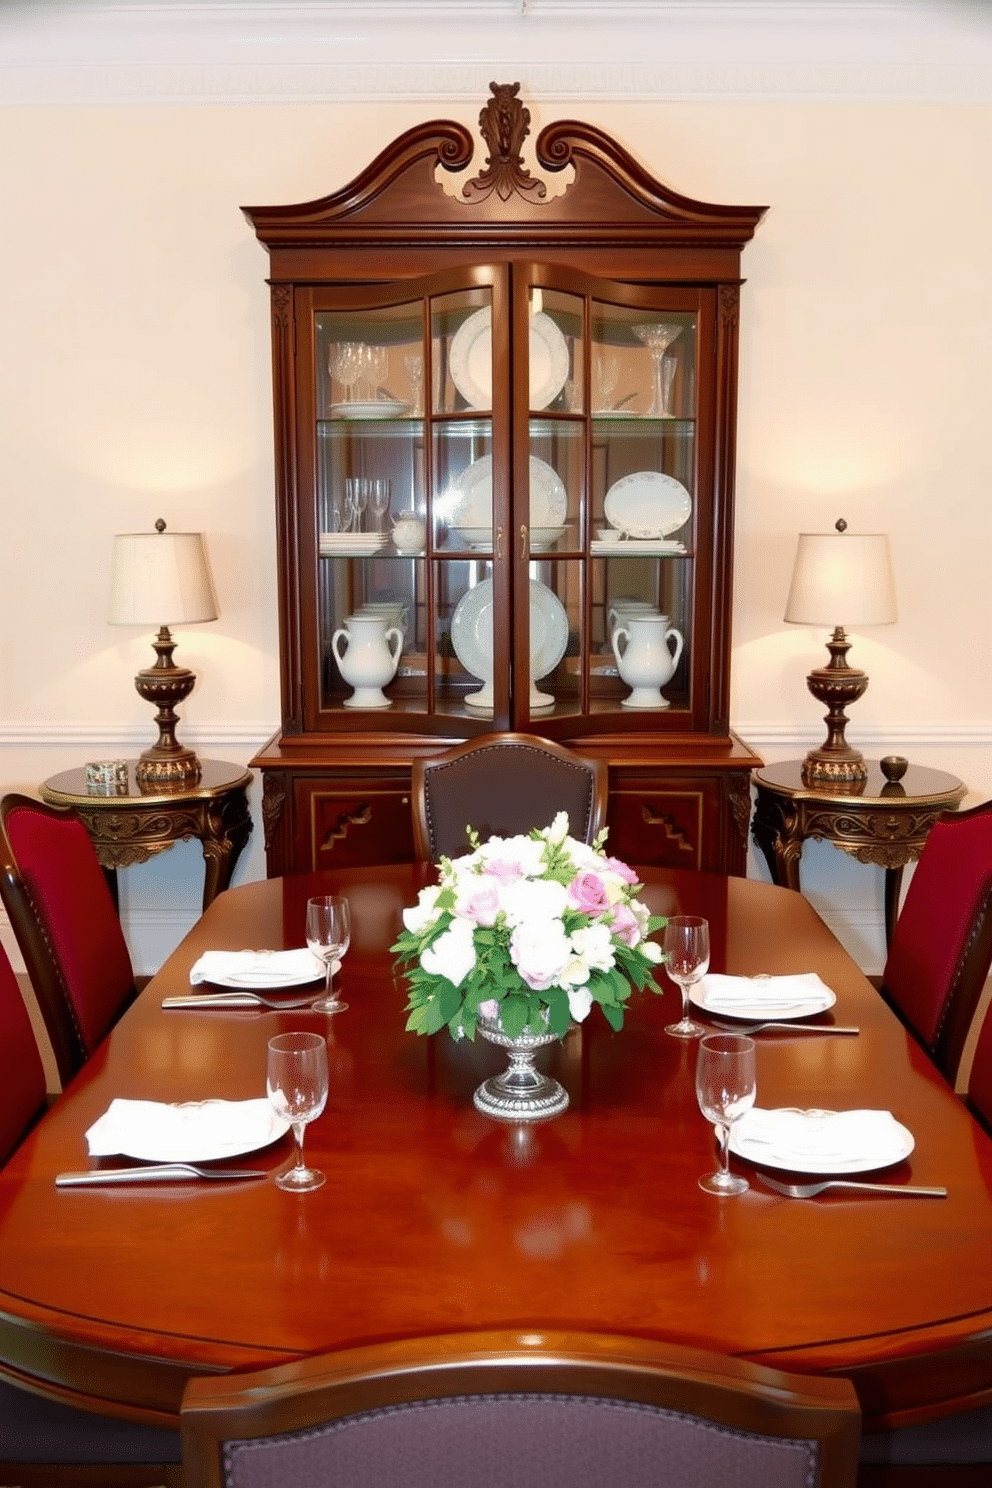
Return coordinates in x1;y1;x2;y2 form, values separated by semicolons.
784;518;897;788
108;518;219;788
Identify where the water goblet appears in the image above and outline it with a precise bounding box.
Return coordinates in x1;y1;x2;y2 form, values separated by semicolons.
367;345;388;401
344;478;369;533
306;894;351;1014
695;1032;756;1196
595;353;619;410
663;914;709;1039
632;322;683;417
266;1031;329;1192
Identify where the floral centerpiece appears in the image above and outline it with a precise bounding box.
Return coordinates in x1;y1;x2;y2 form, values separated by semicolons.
392;814;666;1053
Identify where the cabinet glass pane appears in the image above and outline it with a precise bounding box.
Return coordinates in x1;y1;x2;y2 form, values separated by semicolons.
591;302;696;421
591;555;691;712
438;559;495;715
317;303;425;418
432;288;494;416
529;418;582;553
432;421;493;552
527;287;581;413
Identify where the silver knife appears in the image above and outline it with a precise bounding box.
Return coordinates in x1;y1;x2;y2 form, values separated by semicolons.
161;993;268;1009
56;1163;268;1186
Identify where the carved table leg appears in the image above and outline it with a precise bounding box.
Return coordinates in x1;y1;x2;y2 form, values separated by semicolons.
200;789;253;910
751;791;804;894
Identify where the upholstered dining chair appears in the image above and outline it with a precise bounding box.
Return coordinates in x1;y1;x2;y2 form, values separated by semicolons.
0;941;182;1486
875;797;992;1084
0;792;139;1088
180;1328;861;1488
411;733;608;862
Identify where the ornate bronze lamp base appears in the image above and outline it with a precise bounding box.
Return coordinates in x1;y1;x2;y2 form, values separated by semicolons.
801;626;869;788
133;625;202;788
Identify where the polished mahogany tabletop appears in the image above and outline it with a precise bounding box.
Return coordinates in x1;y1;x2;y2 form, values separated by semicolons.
1;863;991;1433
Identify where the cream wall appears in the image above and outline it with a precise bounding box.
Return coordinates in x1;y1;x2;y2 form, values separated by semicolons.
2;96;990;974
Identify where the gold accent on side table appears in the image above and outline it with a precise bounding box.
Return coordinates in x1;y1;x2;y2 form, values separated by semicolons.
40;759;253;912
751;759;966;950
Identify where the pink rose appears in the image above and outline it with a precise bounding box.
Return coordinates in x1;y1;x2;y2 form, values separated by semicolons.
484;858;524;886
609;903;640;947
456;880;501;926
604;855;638;884
568;870;610;916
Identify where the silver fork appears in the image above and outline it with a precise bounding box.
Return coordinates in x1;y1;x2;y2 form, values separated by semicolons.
709;1018;859;1036
757;1173;947;1200
162;991;322;1011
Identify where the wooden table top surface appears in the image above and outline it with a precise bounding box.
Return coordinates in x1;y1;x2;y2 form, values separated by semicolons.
1;863;991;1431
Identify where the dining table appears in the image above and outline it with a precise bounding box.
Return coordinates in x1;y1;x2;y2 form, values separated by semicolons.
1;862;991;1436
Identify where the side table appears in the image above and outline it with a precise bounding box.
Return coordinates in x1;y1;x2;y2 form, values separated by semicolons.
40;759;253;912
751;759;966;950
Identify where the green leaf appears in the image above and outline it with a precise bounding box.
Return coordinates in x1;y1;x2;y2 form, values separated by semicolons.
545;990;571;1037
437;979;463;1024
500;996;529;1038
601;1001;624;1032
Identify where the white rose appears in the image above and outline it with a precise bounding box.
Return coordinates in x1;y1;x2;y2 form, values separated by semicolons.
510;919;572;992
402;884;443;933
569;922;616;974
641;939;663;964
547;811;570;844
420;916;477;988
500;877;569;926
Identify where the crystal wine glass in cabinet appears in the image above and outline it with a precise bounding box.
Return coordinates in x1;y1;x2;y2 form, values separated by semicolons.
244;84;766;876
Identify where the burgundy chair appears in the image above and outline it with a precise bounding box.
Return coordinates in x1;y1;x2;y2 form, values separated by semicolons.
411;733;608;862
876;798;992;1084
0;939;182;1485
0;792;138;1088
966;992;992;1135
180;1329;861;1488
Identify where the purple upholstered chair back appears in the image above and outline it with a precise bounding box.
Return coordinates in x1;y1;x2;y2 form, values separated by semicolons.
0;793;137;1087
879;799;992;1082
180;1331;861;1488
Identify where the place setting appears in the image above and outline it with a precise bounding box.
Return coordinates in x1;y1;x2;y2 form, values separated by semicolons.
690;969;859;1036
161;895;352;1013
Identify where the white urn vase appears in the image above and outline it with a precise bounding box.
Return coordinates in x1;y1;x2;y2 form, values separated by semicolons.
331;614;403;708
611;613;684;709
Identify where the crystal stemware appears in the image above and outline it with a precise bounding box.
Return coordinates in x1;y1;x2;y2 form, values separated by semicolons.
695;1032;756;1196
632;323;683;416
370;478;391;533
404;353;424;416
306;894;352;1014
266;1031;328;1192
663;914;709;1039
328;342;364;404
594;353;619;411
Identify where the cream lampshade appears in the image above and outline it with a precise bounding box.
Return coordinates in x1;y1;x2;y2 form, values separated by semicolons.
108;518;219;788
784;518;897;788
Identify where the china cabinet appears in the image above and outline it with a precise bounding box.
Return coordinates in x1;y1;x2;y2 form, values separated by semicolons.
243;84;766;876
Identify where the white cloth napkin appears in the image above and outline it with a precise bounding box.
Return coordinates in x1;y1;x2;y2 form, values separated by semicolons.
189;949;324;987
698;972;833;1012
85;1098;287;1161
732;1107;910;1170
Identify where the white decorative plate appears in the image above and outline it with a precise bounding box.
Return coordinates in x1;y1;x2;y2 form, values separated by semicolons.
451;578;568;709
730;1108;915;1175
603;471;692;539
328;400;411;419
443;454;567;530
449;308;569;411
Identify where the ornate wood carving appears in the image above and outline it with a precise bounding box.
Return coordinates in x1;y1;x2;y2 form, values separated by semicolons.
319;804;373;855
640;803;695;857
462;81;546;205
261;773;287;851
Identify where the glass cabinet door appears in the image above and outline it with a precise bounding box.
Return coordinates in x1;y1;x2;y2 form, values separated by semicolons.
302;267;710;734
511;268;706;730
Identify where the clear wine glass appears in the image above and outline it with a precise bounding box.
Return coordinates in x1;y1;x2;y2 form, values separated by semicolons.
632;323;683;416
663;914;709;1039
306;894;351;1014
328;342;363;404
367;345;388;401
595;353;619;411
266;1031;329;1192
695;1032;756;1196
345;478;369;534
370;478;391;533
